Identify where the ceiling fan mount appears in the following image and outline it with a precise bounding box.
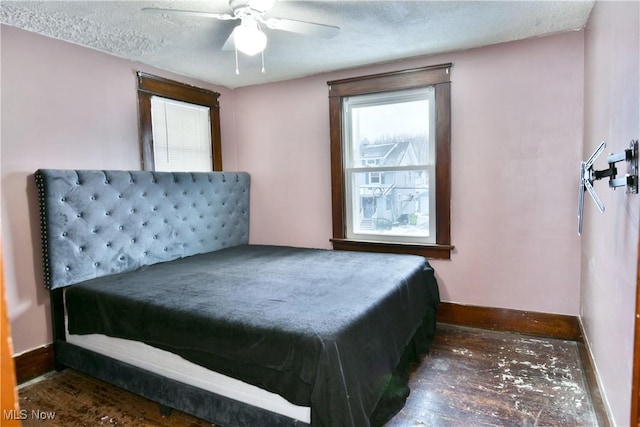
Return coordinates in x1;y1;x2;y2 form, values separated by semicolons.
229;0;275;15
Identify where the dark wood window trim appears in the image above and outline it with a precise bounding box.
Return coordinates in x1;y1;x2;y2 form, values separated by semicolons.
136;72;223;171
327;64;453;259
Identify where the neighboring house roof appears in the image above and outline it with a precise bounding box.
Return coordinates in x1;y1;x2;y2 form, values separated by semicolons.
384;140;412;165
360;143;395;160
359;137;425;166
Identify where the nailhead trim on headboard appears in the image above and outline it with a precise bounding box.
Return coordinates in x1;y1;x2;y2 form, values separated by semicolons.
35;170;250;290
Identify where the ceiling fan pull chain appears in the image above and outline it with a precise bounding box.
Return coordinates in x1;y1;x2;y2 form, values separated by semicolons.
235;47;240;75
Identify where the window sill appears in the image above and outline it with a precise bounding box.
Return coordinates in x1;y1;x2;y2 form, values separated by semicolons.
330;238;453;260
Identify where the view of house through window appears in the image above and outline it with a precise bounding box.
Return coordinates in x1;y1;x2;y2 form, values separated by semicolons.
344;87;436;243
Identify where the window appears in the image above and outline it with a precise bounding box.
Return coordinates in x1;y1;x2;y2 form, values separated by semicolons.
344;87;436;243
150;97;212;172
328;64;453;259
137;72;222;171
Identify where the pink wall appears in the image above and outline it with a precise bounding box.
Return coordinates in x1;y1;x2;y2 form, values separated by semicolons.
236;31;585;315
581;1;640;424
0;25;237;354
234;78;334;249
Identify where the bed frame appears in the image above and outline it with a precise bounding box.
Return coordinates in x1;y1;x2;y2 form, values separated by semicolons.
36;169;306;425
35;169;438;426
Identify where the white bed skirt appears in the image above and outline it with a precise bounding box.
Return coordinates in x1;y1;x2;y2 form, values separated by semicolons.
66;331;311;423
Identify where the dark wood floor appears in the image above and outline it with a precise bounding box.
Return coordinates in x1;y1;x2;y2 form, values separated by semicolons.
388;323;597;426
17;323;599;426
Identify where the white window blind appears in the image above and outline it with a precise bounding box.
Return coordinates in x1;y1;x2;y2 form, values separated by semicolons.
151;96;212;172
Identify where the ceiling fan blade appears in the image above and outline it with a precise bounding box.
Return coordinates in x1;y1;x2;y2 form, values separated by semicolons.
142;7;236;21
262;17;339;39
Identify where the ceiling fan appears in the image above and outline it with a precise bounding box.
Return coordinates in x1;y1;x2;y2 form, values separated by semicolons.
143;0;340;58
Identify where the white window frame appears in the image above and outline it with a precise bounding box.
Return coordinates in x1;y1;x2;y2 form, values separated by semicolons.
343;88;437;244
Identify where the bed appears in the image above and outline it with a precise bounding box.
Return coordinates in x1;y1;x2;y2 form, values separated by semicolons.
35;169;440;427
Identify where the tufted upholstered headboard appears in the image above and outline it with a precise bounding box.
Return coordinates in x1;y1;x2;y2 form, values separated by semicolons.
35;169;250;290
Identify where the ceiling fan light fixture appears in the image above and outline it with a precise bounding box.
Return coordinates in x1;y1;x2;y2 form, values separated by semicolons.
234;22;267;56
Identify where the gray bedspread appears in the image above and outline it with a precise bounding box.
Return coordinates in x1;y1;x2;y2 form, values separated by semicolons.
65;244;439;426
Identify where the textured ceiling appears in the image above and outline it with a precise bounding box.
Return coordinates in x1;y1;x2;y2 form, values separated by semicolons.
0;1;594;88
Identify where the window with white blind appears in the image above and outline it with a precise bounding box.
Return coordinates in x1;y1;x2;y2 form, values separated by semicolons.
137;72;222;172
151;96;212;172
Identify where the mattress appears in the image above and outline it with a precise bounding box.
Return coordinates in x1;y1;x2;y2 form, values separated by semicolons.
65;244;439;426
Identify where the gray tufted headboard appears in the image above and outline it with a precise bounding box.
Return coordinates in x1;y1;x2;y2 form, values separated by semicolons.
35;169;250;290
